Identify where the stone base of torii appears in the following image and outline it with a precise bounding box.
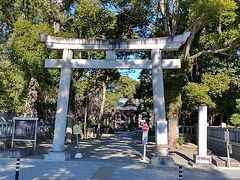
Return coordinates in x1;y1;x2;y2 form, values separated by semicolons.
40;32;190;161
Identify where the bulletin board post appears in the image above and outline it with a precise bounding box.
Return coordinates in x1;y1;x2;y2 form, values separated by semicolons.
142;124;149;162
11;117;38;152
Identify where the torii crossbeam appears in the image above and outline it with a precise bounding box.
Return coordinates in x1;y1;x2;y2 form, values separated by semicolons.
41;32;190;160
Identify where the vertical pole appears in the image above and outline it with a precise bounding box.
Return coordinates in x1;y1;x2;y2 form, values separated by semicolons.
179;166;183;180
198;106;207;156
151;49;168;156
52;49;73;152
97;123;101;139
11;119;16;149
34;120;37;152
143;144;146;162
76;134;79;153
226;129;231;168
15;158;20;180
84;98;87;138
195;106;211;164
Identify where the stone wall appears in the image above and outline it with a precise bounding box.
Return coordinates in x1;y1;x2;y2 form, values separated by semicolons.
208;137;240;161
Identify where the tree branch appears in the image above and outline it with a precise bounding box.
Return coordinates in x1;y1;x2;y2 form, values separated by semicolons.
117;7;156;36
183;21;201;60
171;0;179;36
158;0;171;35
190;47;231;59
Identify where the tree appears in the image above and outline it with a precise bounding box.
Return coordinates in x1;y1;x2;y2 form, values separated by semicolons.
154;0;239;146
183;82;215;110
135;69;153;110
184;0;238;59
73;0;116;38
107;76;137;110
9;19;52;116
0;0;239;147
0;57;25;113
182;72;230;125
229;99;240;127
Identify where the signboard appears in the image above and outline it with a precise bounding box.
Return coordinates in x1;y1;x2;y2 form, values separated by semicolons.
142;124;149;132
156;121;168;145
73;124;82;135
142;131;148;144
224;130;229;142
11;117;38;152
225;129;231;167
229;143;233;154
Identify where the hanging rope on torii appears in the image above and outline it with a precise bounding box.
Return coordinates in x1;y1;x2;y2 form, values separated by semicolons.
40;32;190;160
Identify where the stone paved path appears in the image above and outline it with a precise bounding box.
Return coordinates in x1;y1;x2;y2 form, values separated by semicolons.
1;131;240;179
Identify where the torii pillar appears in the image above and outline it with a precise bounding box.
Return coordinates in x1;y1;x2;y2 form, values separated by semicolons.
152;49;168;156
44;49;73;160
41;32;190;160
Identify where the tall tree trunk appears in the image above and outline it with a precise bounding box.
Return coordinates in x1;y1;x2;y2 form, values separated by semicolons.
99;81;107;123
156;0;185;149
167;95;182;148
53;0;64;33
168;114;179;148
24;77;39;117
158;0;171;35
171;0;180;36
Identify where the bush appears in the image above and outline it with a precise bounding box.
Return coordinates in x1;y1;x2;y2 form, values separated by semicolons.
177;135;184;146
229;113;240;127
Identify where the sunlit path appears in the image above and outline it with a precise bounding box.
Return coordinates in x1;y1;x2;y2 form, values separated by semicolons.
70;131;141;163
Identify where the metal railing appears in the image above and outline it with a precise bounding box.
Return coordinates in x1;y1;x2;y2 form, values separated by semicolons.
207;126;240;143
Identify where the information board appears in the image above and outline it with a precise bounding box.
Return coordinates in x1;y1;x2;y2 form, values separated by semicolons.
73;124;82;135
224;130;229;142
11;117;38;151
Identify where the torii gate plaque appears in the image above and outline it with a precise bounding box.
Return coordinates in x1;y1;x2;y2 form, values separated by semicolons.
41;32;189;160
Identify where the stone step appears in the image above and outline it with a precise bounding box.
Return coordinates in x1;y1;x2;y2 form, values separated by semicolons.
212;156;240;167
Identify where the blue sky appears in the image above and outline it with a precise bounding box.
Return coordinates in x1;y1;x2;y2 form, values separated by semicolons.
119;69;141;81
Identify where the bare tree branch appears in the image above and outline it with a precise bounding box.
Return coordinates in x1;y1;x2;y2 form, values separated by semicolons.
190;47;231;59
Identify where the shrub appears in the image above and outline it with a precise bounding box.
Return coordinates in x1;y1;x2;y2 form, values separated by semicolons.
177;135;184;146
229;113;240;127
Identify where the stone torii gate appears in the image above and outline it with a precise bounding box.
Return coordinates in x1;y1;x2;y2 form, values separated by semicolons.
41;32;190;160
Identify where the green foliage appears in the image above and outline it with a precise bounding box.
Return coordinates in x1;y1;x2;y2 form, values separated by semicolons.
177;135;184;146
116;76;137;98
135;69;152;110
0;57;25;113
107;76;137;108
236;99;240;112
183;72;231;111
10;19;52;77
201;72;230;98
230;113;240;127
73;0;116;38
183;82;215;109
189;0;237;25
0;0;239;124
229;99;240;127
